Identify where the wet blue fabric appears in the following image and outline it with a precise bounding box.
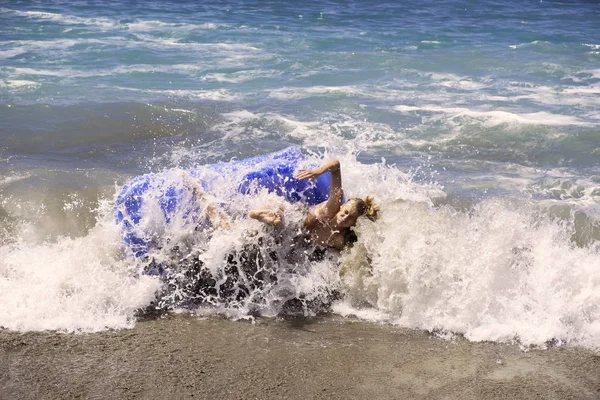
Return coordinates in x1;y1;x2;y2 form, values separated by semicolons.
115;147;334;257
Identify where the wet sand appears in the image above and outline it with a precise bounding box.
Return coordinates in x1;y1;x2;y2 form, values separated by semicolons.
1;315;599;400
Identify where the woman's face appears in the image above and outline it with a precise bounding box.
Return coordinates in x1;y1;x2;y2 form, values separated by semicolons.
335;202;359;228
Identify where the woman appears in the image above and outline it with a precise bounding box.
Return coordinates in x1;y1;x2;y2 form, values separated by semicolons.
249;159;380;251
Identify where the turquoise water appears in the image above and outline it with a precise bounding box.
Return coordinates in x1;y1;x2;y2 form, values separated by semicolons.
0;1;599;349
2;1;599;172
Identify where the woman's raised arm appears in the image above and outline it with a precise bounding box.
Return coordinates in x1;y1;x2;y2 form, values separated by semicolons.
296;159;343;219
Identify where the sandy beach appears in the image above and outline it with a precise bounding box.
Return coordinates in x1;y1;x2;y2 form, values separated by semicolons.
1;315;598;400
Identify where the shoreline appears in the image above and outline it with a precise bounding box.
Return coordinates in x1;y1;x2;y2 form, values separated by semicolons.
1;315;599;400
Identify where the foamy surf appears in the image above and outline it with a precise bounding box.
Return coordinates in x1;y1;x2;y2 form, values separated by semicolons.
1;149;597;352
339;196;600;350
0;200;161;333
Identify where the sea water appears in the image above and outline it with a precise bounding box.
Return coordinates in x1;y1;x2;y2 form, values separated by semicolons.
0;0;599;349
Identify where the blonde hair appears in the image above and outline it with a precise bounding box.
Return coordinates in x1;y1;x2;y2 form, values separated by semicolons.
349;196;380;221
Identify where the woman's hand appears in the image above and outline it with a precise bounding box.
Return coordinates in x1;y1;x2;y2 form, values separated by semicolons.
296;159;339;182
295;168;320;181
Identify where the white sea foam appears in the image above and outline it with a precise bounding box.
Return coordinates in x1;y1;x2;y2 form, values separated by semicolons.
133;34;259;52
587;69;600;79
267;78;488;104
1;38;108;55
8;64;213;80
509;40;551;49
404;71;600;110
1;36;229;60
267;82;434;103
0;48;27;59
6;65;137;81
168;108;195;114
0;174;30;187
212;110;403;153
160;89;239;101
115;87;240;102
10;9;117;29
0;80;40;89
562;85;600;95
500;80;600;108
202;69;282;83
439;79;487;90
126;20;223;32
5;8;227;33
424;72;492;91
583;44;600;50
11;67;70;77
268;85;365;100
394;105;592;126
0;200;160;332
339;193;600;350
